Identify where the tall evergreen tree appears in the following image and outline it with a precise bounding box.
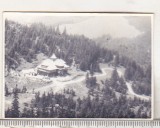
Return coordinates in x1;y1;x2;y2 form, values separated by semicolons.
85;72;89;86
110;68;119;86
146;64;151;83
62;27;67;35
114;54;119;67
5;84;9;96
11;85;20;118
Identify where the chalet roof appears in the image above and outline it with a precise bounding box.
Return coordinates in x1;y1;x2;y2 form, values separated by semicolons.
55;59;70;68
50;54;57;59
37;58;69;71
55;59;66;66
37;59;58;70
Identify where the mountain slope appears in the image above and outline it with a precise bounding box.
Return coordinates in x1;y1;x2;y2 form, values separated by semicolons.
95;32;151;68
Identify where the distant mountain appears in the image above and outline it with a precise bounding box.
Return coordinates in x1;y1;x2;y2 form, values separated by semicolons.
95;32;151;68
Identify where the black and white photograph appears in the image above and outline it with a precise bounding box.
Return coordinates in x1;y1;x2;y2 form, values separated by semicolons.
4;13;152;118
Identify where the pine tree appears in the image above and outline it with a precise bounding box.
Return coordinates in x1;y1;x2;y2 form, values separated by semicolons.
114;54;119;67
124;66;131;80
5;108;11;118
11;85;20;118
56;25;60;35
5;84;9;96
22;107;28;117
22;86;27;93
90;64;94;76
146;64;151;84
85;72;90;86
62;27;67;35
110;68;119;86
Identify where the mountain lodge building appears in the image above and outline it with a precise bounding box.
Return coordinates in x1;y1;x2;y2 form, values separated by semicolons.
37;54;69;76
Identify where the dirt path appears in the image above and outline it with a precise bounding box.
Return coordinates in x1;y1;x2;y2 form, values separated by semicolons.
6;64;151;110
34;65;150;101
126;82;150;101
34;67;109;93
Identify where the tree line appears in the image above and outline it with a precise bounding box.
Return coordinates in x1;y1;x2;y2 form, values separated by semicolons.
5;20;151;83
5;20;112;73
5;83;151;118
5;20;151;118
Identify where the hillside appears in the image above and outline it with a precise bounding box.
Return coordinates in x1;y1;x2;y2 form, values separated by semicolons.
5;19;151;93
5;19;151;118
95;32;151;68
5;20;110;73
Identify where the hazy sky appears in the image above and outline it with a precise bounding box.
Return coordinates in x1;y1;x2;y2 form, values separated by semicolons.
4;13;151;39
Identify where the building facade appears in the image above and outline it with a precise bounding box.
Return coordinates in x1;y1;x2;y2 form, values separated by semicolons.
37;54;69;77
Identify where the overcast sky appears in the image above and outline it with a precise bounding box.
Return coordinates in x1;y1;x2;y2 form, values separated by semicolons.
4;13;151;39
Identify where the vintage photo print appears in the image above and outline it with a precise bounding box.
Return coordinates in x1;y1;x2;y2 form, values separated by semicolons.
3;13;152;118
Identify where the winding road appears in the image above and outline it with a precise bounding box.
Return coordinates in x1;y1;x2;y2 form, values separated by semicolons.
126;82;150;101
34;65;150;101
100;67;150;101
6;65;151;111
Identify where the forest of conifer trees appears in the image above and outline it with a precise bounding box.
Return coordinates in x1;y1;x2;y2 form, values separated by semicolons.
5;19;151;118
